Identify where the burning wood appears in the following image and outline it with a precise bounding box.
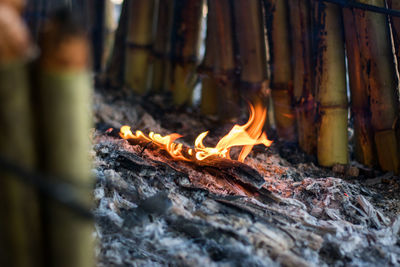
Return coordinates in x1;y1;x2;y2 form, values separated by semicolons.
119;103;272;164
118;103;272;189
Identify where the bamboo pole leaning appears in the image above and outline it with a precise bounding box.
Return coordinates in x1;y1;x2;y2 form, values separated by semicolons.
388;0;400;155
264;0;296;142
124;0;157;95
0;3;42;267
314;2;348;167
232;0;268;104
342;7;376;167
388;0;400;71
200;0;238;120
36;11;95;267
151;0;174;93
352;0;400;173
170;0;204;106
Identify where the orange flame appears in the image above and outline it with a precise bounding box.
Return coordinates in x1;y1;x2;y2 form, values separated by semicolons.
120;103;273;162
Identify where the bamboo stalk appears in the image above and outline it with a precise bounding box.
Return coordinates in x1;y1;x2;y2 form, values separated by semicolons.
0;4;42;267
388;0;400;71
124;0;157;95
152;0;174;93
36;11;94;267
200;13;218;116
264;0;296;141
170;0;204;106
233;0;268;104
314;2;348;167
286;0;318;152
200;0;238;120
342;7;376;167
106;0;128;88
387;0;400;158
353;0;400;173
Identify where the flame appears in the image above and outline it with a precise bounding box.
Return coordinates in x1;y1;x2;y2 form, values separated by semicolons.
119;103;273;163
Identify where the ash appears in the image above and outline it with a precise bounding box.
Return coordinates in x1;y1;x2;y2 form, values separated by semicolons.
93;92;400;267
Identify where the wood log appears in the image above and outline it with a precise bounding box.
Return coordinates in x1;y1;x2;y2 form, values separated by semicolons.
314;1;348;167
36;10;95;267
265;0;296;142
124;0;157;95
342;7;376;167
0;4;42;267
124;137;266;189
170;0;204;106
354;0;399;173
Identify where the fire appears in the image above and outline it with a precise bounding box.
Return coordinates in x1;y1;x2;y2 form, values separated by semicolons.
120;103;273;162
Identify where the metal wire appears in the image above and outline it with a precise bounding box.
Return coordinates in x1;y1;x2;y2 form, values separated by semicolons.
321;0;400;17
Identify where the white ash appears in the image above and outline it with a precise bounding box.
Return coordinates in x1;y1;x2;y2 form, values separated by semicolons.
93;92;400;266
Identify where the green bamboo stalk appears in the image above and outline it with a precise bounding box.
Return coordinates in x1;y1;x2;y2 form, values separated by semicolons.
265;0;296;141
200;0;238;120
125;0;157;95
233;0;268;104
0;4;42;267
151;0;174;92
170;0;204;106
314;2;348;167
342;7;376;167
36;12;95;267
354;0;399;173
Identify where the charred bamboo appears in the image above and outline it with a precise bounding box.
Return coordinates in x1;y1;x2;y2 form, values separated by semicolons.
287;0;318;152
170;0;204;106
314;2;348;167
0;4;42;267
200;0;238;120
151;0;174;92
342;7;376;167
36;12;94;267
233;0;268;103
353;0;399;173
264;0;296;142
125;0;157;95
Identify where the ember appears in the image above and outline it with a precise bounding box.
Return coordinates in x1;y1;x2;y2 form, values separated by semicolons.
119;103;273;163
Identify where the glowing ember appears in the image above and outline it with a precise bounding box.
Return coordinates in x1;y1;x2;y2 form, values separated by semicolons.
120;103;273;162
